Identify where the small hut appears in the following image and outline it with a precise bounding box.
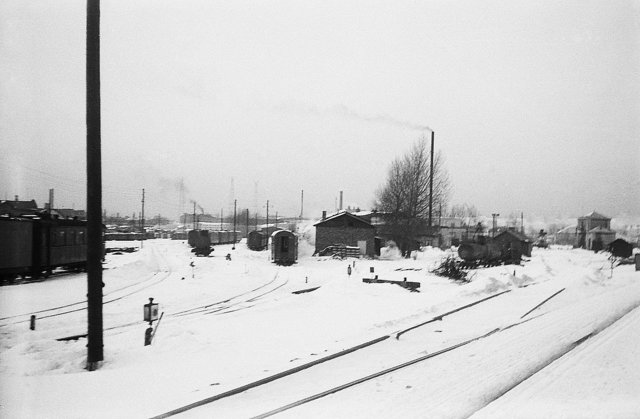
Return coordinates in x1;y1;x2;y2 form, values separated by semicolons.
494;229;532;261
271;230;298;265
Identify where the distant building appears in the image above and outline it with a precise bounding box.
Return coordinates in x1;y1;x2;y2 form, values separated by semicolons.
54;208;87;220
554;225;577;246
437;216;469;247
0;198;39;217
577;211;616;251
314;211;376;256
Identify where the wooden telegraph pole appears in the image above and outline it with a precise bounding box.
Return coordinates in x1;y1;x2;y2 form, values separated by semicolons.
428;130;434;228
86;0;104;370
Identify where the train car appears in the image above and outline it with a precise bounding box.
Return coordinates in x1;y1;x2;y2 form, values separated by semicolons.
0;215;90;282
247;230;268;250
171;231;188;240
457;241;504;267
187;229;211;248
38;218;88;273
209;230;241;245
0;217;34;280
271;230;298;265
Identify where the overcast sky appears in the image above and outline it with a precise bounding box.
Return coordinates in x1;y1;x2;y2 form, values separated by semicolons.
1;0;639;222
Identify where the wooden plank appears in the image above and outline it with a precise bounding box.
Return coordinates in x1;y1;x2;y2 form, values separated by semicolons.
362;278;420;290
292;286;321;294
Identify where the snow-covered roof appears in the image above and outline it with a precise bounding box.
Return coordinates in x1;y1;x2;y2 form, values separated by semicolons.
581;211;610;220
314;210;373;227
556;225;577;234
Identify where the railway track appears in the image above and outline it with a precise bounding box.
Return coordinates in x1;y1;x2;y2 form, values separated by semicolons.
52;273;289;340
170;273;283;318
0;246;173;327
148;287;563;418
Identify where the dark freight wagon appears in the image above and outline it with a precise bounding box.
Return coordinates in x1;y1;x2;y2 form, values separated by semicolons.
271;230;298;265
247;230;268;251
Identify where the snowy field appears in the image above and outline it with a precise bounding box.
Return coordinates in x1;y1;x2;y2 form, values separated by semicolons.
1;238;639;418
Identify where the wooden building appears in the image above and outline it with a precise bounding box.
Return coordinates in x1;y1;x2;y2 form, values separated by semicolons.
314;211;375;257
494;229;533;260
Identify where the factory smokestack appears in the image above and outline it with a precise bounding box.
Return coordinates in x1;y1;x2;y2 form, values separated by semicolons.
339;191;343;211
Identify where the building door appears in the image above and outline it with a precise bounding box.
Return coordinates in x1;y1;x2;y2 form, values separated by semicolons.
357;240;367;255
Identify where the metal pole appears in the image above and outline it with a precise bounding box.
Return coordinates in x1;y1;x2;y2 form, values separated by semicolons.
192;202;196;230
266;200;269;249
86;0;103;370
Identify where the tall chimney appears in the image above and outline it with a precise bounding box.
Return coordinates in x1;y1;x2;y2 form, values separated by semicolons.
339;191;343;211
322;210;326;220
49;189;54;211
15;195;19;202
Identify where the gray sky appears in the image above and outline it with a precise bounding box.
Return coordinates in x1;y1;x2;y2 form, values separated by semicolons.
1;0;639;222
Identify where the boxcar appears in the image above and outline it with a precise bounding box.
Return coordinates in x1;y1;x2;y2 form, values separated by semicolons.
271;230;298;265
247;230;268;250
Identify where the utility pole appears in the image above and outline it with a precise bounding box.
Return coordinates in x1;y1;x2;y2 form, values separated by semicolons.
275;211;278;229
140;188;145;248
265;200;269;229
266;200;270;253
233;199;237;249
86;0;103;370
428;130;434;228
192;202;196;230
492;213;500;238
245;208;249;237
300;189;304;221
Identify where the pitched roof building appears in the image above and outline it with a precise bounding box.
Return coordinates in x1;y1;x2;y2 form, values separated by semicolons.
314;211;376;257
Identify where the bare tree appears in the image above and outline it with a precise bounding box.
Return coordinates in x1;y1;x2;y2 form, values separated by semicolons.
375;137;450;256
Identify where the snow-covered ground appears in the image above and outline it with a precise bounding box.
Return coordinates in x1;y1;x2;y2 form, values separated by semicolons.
1;239;639;418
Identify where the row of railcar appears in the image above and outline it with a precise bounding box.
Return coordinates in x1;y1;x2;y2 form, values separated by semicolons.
0;215;93;282
186;229;242;248
105;231;153;241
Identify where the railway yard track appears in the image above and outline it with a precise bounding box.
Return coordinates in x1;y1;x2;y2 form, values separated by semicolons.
3;241;638;419
148;285;589;419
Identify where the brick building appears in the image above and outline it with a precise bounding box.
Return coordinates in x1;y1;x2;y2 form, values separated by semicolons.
577;211;616;251
314;211;376;256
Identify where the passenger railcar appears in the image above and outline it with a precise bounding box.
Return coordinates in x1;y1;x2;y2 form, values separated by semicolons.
271;230;298;265
0;215;90;282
